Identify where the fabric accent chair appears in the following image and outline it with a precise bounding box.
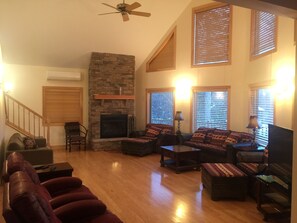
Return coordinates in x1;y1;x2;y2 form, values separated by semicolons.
64;122;88;152
121;123;176;156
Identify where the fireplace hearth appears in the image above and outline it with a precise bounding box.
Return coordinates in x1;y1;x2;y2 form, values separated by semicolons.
100;114;128;138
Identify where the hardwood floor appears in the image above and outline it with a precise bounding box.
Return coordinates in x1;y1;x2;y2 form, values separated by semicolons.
0;148;290;223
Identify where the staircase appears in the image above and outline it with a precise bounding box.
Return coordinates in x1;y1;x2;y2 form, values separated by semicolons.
3;92;50;144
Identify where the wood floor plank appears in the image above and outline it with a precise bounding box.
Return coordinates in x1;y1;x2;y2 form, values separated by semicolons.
0;148;290;223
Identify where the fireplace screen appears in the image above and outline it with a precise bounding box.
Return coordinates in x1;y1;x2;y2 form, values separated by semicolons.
100;114;128;138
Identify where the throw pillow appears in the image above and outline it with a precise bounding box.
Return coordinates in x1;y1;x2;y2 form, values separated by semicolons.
210;130;230;146
223;132;241;148
23;137;37;150
145;126;162;138
190;130;207;143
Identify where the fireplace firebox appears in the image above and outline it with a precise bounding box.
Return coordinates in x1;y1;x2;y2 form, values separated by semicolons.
100;114;128;138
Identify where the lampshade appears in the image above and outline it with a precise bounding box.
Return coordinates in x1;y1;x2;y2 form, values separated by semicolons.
174;111;184;121
246;115;261;129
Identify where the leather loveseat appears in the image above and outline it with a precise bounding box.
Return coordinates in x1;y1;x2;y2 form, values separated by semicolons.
181;127;255;163
5;133;53;165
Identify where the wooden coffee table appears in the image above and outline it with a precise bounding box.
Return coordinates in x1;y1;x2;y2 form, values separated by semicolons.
160;145;201;173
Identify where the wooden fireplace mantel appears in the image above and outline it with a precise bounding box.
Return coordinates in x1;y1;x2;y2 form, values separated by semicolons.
93;94;135;100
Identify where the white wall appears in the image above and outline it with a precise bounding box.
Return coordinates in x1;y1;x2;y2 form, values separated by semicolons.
135;0;295;133
2;64;88;146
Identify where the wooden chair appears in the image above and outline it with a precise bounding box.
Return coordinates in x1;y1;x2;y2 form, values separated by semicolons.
64;122;88;152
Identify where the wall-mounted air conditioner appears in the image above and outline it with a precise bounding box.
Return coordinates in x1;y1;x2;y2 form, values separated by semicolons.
46;71;82;81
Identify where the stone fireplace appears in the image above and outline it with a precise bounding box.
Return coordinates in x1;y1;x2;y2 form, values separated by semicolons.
88;52;135;150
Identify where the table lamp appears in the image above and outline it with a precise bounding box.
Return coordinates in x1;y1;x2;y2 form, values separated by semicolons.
174;111;184;135
246;115;261;146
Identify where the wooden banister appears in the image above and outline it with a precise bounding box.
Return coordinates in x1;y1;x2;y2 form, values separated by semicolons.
3;92;50;145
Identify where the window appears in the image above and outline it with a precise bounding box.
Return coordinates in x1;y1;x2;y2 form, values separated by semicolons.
192;87;230;131
43;86;83;125
251;10;277;59
192;3;232;66
250;85;274;146
146;88;175;125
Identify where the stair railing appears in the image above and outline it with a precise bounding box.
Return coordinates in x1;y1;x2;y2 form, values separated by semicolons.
3;92;50;145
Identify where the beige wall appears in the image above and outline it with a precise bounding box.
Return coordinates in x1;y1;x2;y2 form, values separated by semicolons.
2;64;88;146
135;0;296;133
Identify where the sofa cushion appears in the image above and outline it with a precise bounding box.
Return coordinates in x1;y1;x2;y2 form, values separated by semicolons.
145;125;162;138
184;141;226;156
190;130;207;143
223;132;241;148
210;130;230;146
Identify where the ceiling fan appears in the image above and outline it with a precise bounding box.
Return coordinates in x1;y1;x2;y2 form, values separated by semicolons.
98;0;151;22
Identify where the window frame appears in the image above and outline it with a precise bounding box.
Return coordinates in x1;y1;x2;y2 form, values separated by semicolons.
192;3;232;67
250;10;278;60
191;86;231;132
43;86;83;126
146;88;175;126
249;82;275;146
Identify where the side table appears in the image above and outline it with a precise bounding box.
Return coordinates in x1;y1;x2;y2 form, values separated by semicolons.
35;162;73;182
256;175;291;221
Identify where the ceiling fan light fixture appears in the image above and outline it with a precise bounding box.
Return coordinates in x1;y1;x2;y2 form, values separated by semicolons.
99;0;151;22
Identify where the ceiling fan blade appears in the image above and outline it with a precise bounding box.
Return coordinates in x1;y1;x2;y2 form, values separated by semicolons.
122;13;129;22
129;11;151;17
102;3;118;11
98;12;120;16
125;2;141;11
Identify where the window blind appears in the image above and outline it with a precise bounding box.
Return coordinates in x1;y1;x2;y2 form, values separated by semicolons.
251;10;277;58
250;87;274;146
193;4;231;66
43;86;83;125
193;89;229;130
148;91;174;125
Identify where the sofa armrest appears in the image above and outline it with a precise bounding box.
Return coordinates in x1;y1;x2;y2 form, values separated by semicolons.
180;133;193;144
50;192;98;209
226;142;262;163
157;134;177;146
236;151;264;163
54;200;107;222
41;177;82;195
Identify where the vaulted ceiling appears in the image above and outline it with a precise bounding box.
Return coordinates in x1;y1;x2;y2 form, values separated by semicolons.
0;0;191;70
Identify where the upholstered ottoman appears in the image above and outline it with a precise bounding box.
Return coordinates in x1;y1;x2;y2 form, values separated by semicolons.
121;138;156;156
201;163;248;201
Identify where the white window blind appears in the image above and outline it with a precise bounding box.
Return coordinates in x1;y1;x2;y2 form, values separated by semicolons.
193;4;231;66
193;89;229;130
251;10;277;58
148;90;174;125
250;86;274;146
